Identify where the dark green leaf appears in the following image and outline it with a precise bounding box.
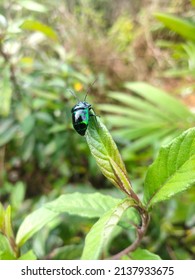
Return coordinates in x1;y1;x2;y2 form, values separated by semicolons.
144;128;195;208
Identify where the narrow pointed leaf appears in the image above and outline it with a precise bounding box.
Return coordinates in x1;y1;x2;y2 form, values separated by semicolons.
155;12;195;41
4;206;14;239
97;104;155;120
100;83;195;153
108;91;173;122
112;127;175;151
86;116;132;196
21;20;58;41
125;82;193;120
103;115;141;127
81;198;135;260
144;128;195;208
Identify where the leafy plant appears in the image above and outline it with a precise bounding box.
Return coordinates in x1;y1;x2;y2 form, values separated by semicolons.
99;82;195;152
108;15;134;52
1;115;195;260
155;12;195;77
1;0;195;261
155;13;195;42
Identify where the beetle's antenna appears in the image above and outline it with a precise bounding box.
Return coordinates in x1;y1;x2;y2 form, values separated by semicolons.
67;89;80;102
84;78;97;101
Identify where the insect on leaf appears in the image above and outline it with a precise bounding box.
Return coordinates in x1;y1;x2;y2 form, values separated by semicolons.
86;115;135;198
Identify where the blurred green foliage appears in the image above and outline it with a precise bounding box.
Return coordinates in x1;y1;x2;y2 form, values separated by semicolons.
0;0;195;260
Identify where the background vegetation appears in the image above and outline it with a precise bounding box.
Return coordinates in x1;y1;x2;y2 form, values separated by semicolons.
0;0;195;260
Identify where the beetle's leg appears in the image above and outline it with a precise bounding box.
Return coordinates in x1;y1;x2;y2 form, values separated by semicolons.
89;108;100;118
89;109;100;130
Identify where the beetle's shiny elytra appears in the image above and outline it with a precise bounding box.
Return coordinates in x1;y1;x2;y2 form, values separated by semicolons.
71;101;92;136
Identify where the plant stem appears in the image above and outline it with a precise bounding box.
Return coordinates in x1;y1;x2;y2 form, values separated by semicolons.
111;208;150;260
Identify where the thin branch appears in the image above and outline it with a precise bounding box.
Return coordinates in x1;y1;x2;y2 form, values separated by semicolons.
111;209;150;260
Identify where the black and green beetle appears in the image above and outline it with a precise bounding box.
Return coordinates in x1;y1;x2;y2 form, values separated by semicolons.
71;100;93;136
69;85;96;136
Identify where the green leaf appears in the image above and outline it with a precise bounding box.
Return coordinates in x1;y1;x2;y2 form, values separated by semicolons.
0;14;7;30
45;192;120;216
21;114;35;136
125;82;192;120
35;112;53;123
0;203;5;231
86;116;132;196
4;206;14;239
34;89;59;101
144;128;195;208
108;91;173;122
120;207;141;229
18;250;37;260
52;245;83;260
16;207;59;247
116;127;176;152
22;134;35;161
0;205;14;240
0;119;14;135
98;104;155;120
130;248;161;260
155;13;195;41
103;115;140;127
48;124;67;134
0;233;16;260
0;121;19;147
10;182;26;211
21;20;58;41
20;0;48;13
16;192;120;247
0;68;12;116
101;82;195;152
81;198;135;260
